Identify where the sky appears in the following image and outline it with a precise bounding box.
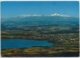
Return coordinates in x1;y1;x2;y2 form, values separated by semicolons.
1;1;79;18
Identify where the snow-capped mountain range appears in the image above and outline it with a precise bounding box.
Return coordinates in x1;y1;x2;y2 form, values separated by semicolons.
14;13;71;18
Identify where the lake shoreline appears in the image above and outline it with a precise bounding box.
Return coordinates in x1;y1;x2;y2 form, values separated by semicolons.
1;39;79;57
1;39;54;49
1;38;53;43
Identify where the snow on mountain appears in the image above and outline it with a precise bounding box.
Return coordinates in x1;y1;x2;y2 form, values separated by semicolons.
19;14;41;18
15;13;70;18
50;13;70;17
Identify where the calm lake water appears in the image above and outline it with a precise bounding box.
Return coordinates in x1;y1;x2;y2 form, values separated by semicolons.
1;39;53;49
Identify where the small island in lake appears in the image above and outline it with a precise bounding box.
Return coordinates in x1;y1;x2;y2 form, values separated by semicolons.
1;1;79;57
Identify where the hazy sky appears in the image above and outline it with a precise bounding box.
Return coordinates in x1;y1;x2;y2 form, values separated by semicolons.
1;1;79;18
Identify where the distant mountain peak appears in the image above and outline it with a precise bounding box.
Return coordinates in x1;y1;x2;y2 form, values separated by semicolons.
50;13;70;17
18;14;41;18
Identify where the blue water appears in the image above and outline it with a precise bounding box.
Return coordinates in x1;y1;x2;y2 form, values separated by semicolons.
1;39;53;49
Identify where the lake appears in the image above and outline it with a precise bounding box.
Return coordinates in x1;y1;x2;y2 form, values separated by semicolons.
1;39;53;49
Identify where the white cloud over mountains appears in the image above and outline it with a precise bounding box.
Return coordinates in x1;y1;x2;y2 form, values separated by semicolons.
18;13;70;18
